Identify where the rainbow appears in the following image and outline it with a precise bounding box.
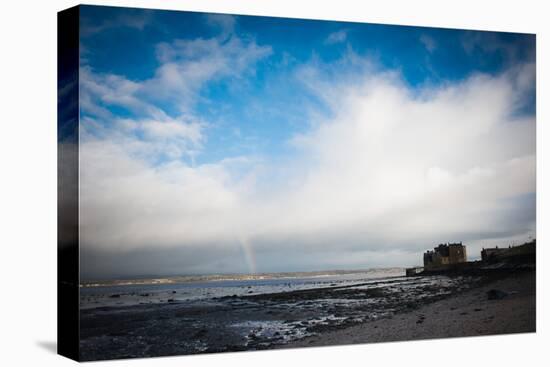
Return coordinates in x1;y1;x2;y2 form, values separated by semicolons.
239;236;257;274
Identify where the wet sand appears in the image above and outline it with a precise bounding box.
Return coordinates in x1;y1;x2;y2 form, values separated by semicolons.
284;271;535;348
79;271;534;361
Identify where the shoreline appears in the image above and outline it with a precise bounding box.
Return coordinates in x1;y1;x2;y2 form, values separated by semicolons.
78;270;535;360
280;271;535;349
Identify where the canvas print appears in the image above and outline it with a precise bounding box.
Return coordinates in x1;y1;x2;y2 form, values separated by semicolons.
57;5;536;362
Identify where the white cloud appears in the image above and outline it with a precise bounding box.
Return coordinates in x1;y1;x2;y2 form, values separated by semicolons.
80;56;536;277
141;118;202;142
81;9;152;37
204;14;237;38
420;34;436;53
82;35;272;119
149;36;272;111
79;32;272;164
325;30;348;44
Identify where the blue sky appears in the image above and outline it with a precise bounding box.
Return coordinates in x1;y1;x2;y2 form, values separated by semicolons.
77;5;536;279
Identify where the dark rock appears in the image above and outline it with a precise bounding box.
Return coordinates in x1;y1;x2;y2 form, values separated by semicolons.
194;328;208;338
172;291;177;294
109;294;121;298
107;331;127;336
487;289;508;300
226;345;247;352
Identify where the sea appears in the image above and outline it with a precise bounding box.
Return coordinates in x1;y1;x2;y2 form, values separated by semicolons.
80;268;406;309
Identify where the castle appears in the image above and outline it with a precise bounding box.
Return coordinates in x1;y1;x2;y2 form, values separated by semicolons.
405;239;535;276
423;242;467;269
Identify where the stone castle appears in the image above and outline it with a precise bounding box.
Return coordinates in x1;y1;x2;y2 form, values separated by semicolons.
423;242;467;269
406;239;535;276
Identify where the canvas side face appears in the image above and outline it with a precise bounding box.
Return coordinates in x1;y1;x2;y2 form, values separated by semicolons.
57;5;80;361
61;4;535;362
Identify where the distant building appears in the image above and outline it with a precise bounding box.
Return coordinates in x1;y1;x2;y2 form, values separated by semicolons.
481;240;536;263
408;239;535;276
481;246;509;262
423;242;467;269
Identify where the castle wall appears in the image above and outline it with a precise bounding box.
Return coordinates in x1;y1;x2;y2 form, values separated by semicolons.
423;243;467;269
449;245;467;263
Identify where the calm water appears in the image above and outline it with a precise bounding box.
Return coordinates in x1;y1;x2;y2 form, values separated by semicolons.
80;268;406;309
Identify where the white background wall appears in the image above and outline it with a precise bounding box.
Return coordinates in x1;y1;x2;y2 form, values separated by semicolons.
0;0;548;366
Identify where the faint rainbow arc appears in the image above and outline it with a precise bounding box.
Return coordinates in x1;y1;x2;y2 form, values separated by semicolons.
239;236;256;274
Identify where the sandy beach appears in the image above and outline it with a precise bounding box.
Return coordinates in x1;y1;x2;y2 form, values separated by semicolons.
78;269;535;361
284;271;535;349
79;270;483;360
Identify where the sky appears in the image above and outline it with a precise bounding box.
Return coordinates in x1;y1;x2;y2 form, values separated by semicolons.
76;5;536;280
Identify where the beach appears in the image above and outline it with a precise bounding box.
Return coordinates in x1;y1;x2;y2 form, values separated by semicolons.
284;271;536;349
77;268;535;361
